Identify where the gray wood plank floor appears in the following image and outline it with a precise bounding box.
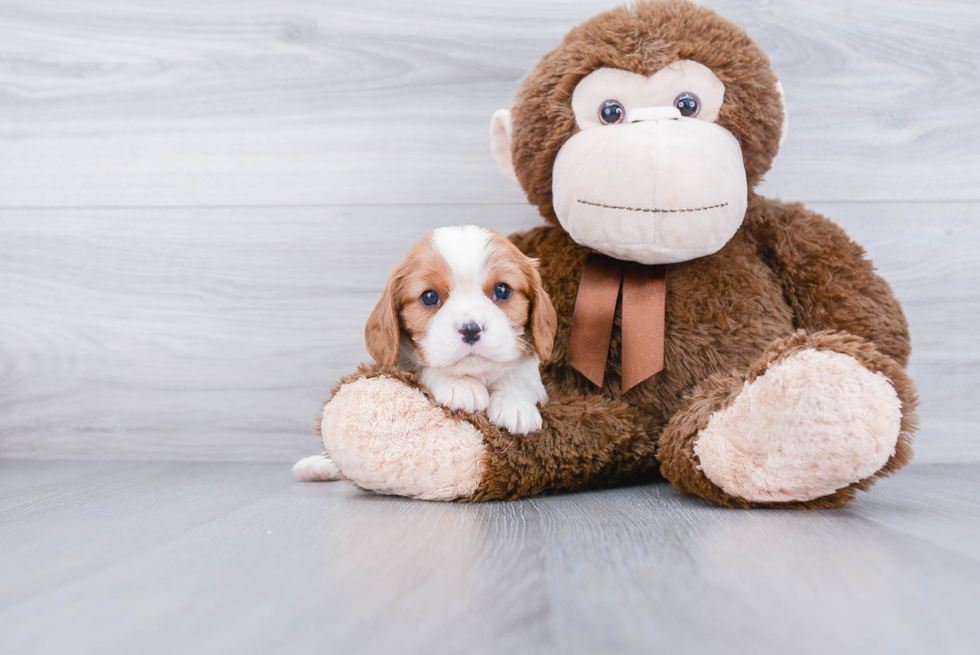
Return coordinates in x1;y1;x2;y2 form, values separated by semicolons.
1;461;979;655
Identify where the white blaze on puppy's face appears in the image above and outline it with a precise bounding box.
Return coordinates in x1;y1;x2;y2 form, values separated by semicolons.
420;226;523;370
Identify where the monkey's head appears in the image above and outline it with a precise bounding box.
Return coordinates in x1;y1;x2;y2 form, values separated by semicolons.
490;0;787;265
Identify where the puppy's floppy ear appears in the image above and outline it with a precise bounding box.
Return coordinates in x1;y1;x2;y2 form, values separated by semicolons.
365;274;402;367
526;259;557;362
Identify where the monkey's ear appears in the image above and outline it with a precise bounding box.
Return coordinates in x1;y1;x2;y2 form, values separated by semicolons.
489;109;519;184
365;277;402;367
775;80;789;153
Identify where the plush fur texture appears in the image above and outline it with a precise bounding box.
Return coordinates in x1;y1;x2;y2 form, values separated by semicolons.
511;0;784;224
658;331;916;509
313;0;918;509
551;59;749;265
320;370;487;501
693;348;903;502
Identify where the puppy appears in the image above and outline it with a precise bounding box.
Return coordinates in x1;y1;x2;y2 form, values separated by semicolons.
365;225;557;434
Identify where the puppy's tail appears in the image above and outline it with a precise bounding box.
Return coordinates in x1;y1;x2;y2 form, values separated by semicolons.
292;454;343;482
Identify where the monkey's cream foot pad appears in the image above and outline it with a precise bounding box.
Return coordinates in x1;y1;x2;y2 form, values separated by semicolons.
321;376;487;501
694;349;903;502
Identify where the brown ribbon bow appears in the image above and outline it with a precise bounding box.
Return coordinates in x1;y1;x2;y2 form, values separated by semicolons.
567;253;666;392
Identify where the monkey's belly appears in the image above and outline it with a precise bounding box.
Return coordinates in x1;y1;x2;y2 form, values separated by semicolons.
623;232;796;424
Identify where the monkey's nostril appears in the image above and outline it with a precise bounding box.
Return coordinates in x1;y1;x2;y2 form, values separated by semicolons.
459;322;482;344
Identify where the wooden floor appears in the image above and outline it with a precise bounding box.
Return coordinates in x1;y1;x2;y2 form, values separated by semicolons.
1;461;979;655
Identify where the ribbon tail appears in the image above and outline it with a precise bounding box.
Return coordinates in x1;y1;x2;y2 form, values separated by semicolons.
621;263;666;392
567;254;624;388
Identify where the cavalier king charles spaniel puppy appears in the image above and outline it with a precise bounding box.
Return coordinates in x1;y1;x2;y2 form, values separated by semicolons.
293;225;557;482
367;224;557;434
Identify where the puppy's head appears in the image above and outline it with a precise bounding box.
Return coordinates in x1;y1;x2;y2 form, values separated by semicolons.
365;225;557;369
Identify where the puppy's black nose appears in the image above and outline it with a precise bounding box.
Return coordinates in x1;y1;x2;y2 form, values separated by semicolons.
459;322;481;344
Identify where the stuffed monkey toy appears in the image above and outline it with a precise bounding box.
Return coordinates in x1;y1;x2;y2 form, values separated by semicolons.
299;0;917;508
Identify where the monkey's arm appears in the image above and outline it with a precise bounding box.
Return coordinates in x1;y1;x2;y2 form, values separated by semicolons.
318;362;660;501
470;389;660;500
745;196;911;366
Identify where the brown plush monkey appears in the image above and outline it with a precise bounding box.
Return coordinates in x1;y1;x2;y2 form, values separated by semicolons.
301;0;917;509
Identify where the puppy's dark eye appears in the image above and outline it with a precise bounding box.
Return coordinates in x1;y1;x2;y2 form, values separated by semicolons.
599;100;625;125
492;283;512;301
420;290;440;307
674;92;701;118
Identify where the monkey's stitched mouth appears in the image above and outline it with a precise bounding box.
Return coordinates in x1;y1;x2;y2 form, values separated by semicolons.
577;199;729;213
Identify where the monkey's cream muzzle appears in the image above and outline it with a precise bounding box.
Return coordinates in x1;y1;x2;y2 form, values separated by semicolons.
551;109;748;265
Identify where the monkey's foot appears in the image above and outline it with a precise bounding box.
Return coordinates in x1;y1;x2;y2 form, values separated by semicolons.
659;331;916;508
696;348;901;502
320;374;487;501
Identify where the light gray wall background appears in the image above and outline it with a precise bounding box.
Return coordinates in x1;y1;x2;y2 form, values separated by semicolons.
0;0;977;463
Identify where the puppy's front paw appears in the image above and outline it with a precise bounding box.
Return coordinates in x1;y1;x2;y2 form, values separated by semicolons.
487;392;543;435
430;376;490;413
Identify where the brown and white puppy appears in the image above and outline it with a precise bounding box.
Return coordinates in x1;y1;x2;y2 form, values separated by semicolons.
366;225;557;434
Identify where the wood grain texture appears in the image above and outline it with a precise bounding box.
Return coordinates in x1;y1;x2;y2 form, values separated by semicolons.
0;204;544;461
0;461;293;606
1;0;977;464
0;0;977;206
1;461;979;654
0;202;977;463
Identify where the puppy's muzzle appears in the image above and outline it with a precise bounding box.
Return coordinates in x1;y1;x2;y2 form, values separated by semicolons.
459;322;482;344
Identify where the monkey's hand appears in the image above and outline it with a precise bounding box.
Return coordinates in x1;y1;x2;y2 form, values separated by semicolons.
320;366;487;500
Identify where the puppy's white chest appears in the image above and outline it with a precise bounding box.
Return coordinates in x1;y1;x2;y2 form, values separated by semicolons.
438;358;512;387
419;356;547;435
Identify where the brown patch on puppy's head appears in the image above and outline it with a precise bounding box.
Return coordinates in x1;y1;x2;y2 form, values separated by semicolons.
509;0;784;223
365;237;452;366
484;231;558;361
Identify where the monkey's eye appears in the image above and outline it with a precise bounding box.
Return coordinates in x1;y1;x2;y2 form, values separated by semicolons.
492;283;512;301
674;92;701;118
599;100;626;125
420;290;441;307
